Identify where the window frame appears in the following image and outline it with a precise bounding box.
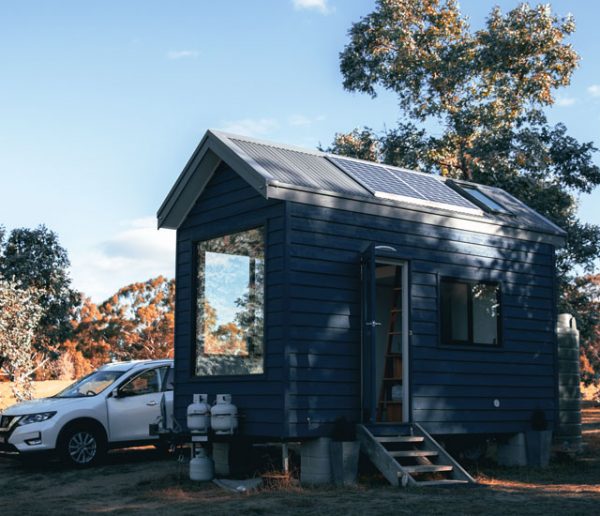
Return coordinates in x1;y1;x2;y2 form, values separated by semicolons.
118;368;162;397
190;224;267;380
439;276;502;348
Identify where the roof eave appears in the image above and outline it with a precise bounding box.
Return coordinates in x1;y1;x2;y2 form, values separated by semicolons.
266;182;567;248
157;130;271;230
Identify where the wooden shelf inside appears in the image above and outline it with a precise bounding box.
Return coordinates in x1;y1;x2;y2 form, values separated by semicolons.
376;266;405;423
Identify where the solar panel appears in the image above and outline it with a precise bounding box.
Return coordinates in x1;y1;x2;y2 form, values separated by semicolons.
327;157;419;199
387;167;478;210
327;156;482;216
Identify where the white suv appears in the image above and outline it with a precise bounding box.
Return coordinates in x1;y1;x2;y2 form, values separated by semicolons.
0;359;173;467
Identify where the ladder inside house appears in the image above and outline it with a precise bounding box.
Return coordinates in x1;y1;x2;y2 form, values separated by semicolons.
377;267;404;422
357;423;476;487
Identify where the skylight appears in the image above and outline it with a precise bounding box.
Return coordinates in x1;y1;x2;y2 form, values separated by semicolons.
456;185;510;214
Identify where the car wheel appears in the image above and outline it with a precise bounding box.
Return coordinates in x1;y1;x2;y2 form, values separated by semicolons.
59;425;106;467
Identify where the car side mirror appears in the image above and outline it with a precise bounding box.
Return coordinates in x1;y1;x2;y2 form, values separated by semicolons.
111;388;121;399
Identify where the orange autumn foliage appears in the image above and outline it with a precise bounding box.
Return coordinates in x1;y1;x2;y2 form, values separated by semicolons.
66;277;174;368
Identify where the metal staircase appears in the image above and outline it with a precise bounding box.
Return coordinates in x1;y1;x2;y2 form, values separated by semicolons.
357;423;476;487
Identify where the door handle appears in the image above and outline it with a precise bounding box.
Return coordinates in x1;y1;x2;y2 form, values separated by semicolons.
365;320;381;327
146;401;158;406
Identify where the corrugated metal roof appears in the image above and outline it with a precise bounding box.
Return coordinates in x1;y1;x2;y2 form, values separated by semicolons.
474;183;565;237
223;133;564;237
158;129;566;241
229;138;370;197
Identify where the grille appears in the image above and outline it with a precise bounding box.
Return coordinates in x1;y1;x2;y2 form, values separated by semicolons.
0;415;15;429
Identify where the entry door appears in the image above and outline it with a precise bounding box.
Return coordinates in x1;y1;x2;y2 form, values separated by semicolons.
361;248;409;424
361;247;377;423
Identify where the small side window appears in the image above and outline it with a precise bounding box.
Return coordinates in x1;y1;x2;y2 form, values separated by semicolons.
120;369;161;397
440;278;500;346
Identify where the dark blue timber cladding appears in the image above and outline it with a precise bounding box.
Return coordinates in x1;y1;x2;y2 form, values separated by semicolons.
173;160;558;439
174;162;286;438
287;201;557;437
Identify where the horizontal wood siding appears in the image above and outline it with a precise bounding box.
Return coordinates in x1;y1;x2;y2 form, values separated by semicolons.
287;201;557;437
174;163;285;438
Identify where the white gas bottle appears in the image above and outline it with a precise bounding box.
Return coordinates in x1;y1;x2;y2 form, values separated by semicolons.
187;394;211;434
189;447;214;481
210;394;238;435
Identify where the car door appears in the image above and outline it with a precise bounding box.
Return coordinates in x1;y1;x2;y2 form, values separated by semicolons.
158;366;175;430
106;368;162;442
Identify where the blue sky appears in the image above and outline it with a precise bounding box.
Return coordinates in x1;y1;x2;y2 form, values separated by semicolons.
1;0;599;301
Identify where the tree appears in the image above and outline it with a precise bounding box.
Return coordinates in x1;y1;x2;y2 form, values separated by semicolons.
68;298;114;369
94;276;175;361
329;0;600;375
562;275;600;383
0;278;43;401
0;225;81;362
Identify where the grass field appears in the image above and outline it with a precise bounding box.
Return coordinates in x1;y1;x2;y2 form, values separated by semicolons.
0;381;71;410
1;384;599;515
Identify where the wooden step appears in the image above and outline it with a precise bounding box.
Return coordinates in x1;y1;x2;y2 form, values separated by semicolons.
389;450;438;458
415;479;470;487
357;423;476;488
376;436;424;444
401;465;453;474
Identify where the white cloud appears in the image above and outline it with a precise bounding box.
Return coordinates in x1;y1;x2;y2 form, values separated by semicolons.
587;85;600;97
288;114;325;126
292;0;332;14
70;217;175;303
166;50;199;60
555;96;576;107
288;114;312;126
219;118;279;137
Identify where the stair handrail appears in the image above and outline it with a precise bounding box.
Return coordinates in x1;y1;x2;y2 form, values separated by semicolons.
412;422;476;483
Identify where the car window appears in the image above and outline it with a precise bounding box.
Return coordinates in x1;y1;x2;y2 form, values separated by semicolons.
54;370;124;398
159;366;174;391
120;369;160;397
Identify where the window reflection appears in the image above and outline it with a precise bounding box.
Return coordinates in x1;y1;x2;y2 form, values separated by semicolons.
196;227;264;376
441;278;500;346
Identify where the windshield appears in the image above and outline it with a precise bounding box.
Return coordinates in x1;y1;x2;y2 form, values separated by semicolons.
54;370;125;398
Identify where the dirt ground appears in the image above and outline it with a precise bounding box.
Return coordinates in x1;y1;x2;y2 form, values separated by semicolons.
0;407;598;516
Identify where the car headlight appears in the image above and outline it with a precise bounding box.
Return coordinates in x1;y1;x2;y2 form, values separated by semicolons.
18;412;57;426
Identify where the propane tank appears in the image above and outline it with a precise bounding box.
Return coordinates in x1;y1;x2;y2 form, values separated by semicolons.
210;394;238;435
187;394;211;434
189;447;214;481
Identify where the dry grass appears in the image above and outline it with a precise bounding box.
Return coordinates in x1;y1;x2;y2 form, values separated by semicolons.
581;383;599;402
1;391;599;515
0;381;72;410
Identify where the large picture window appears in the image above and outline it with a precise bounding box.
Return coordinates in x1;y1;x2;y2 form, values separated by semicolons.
195;227;265;376
440;278;500;346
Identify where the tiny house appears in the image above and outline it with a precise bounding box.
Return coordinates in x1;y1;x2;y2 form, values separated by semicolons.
158;130;565;446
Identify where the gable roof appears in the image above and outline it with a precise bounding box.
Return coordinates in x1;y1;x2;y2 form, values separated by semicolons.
157;130;566;246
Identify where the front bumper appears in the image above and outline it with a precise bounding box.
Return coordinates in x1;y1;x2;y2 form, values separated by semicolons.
0;416;58;454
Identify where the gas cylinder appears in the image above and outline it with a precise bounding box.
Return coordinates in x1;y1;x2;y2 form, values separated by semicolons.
189;447;214;481
210;394;238;435
187;393;211;434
